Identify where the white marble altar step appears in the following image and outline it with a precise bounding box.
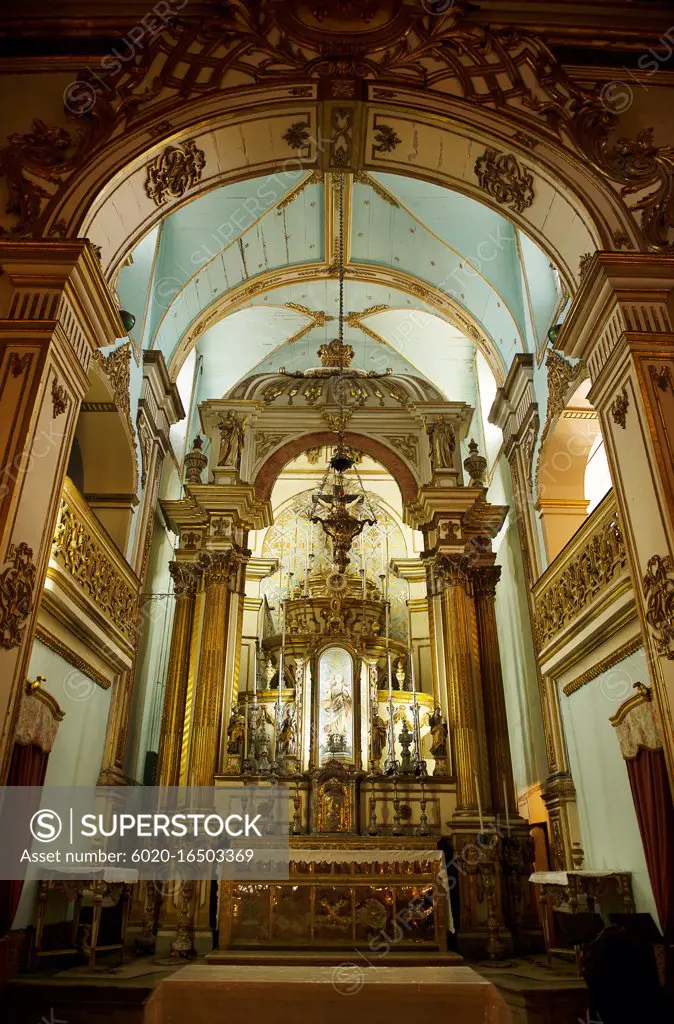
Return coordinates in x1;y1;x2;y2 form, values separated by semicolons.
146;965;510;1024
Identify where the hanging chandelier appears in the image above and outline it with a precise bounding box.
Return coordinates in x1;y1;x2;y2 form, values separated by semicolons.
282;174;383;573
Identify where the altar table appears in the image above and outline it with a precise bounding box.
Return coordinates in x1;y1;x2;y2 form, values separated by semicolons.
214;846;451;953
148;965;511;1024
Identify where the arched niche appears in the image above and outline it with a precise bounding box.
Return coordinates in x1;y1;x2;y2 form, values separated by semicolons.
68;362;138;552
536;379;610;561
317;645;355;766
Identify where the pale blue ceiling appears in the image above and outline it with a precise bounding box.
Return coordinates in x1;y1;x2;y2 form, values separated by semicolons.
116;170;565;407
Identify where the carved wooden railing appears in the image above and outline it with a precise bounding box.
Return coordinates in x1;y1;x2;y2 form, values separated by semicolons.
50;477;140;646
533;490;629;652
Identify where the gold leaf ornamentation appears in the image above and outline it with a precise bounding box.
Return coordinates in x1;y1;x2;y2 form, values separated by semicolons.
0;542;37;649
610;385;629;429
474;148;534;214
52;498;138;643
144;140;206;207
643;554;674;660
51;375;69;419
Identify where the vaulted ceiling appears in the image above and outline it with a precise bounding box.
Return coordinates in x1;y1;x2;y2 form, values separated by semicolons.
116;168;565;447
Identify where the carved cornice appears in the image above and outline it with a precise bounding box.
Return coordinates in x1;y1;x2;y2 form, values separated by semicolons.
533;491;628;652
563;634;643;697
51;478;140;644
34;622;111;691
2;3;674;248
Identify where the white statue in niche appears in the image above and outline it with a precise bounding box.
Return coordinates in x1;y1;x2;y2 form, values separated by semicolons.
321;673;353;755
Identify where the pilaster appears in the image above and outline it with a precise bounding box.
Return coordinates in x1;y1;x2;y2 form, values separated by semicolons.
0;240;124;779
558;252;674;782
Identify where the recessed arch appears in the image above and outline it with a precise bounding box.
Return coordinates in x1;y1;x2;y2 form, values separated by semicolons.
253;431;419;507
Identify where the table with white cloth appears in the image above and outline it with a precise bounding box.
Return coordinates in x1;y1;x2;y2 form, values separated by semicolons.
213;841;451;955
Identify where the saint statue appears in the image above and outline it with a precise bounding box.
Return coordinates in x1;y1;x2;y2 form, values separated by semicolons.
217;410;246;469
428;416;456;472
322;673;352;747
427;706;448;758
278;701;298;758
226;703;245;756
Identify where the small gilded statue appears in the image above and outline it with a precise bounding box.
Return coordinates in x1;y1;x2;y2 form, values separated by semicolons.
217;410;246;469
226;703;245;756
278;701;298;758
428;706;448;758
427;415;456;472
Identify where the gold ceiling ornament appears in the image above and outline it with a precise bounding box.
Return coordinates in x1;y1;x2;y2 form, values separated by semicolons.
643;554;674;660
0;541;37;650
534;349;588;496
610;385;630;429
354;170;400;207
283;304;336;346
277;169;324;211
372;122;402;155
144;139;206;207
474;148;535;214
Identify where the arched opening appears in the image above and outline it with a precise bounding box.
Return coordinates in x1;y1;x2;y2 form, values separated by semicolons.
536;378;612;561
67;361;138;552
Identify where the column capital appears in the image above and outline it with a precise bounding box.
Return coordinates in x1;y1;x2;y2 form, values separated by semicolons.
169;560;202;597
472;565;502;599
199;549;239;588
431;553;474;594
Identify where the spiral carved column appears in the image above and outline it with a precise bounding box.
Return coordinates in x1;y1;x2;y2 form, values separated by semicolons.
187;551;236;787
156;562;202;788
473;564;518;817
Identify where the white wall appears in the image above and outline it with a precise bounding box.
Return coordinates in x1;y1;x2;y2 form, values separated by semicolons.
490;457;549;794
560;648;658;923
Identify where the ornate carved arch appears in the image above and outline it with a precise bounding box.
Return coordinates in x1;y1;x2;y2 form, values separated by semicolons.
1;0;669;286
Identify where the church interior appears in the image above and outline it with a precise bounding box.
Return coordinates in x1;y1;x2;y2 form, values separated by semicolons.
1;2;674;1022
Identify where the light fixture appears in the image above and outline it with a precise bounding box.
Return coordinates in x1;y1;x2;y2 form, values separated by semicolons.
119;309;136;333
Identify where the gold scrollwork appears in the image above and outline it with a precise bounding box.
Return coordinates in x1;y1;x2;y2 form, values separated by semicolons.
0;541;37;649
144;139;206;206
474;148;535;214
51;375;69;419
643;554;674;660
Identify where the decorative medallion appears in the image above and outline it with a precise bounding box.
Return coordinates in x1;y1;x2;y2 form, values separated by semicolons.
610;385;629;429
643;554;674;660
51;375;69;418
0;541;37;649
144;139;206;207
282;122;311;152
372;122;402;155
474;148;535;214
319;338;355;368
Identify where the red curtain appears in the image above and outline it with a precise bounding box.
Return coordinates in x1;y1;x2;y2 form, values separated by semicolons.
0;741;50;989
626;746;674;941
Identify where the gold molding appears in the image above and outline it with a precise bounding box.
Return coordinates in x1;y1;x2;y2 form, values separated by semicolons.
609;681;652;727
563;635;643;697
34;623;111;691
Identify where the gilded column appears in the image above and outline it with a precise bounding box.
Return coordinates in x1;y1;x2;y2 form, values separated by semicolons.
435;554;490;816
156;562;203;787
187;551;236;786
473;565;518;816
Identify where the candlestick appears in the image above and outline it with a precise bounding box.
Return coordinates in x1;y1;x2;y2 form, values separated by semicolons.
475;772;484;832
503;776;511;832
